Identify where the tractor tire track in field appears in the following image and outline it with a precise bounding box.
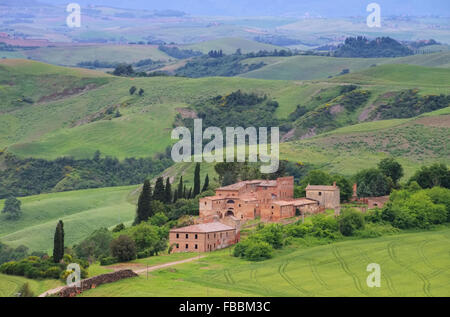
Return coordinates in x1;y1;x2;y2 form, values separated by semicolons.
250;269;270;295
309;259;329;290
223;269;235;285
277;261;313;296
418;240;450;280
355;247;396;295
332;245;368;296
387;241;432;297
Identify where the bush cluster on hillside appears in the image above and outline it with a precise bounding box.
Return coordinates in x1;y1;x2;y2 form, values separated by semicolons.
0;152;173;199
158;45;202;59
371;89;450;120
379;187;450;229
0;254;88;281
333;36;413;58
183;90;280;134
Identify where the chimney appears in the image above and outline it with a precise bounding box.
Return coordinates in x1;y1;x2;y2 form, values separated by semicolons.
353;183;357;198
333;181;336;187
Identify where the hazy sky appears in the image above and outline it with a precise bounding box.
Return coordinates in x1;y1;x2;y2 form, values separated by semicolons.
42;0;450;17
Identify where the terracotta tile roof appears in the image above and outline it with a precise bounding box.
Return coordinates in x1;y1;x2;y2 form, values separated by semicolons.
306;185;338;191
292;198;318;206
273;198;318;207
272;200;294;206
257;180;277;187
170;222;235;233
217;181;248;191
217;179;278;190
203;196;225;201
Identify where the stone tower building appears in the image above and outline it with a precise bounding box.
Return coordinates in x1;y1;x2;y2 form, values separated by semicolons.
305;182;340;209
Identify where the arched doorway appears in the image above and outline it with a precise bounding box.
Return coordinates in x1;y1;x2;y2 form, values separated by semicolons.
226;210;234;217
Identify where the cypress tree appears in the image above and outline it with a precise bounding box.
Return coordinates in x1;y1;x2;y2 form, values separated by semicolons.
135;180;152;224
202;174;210;192
177;176;183;199
53;220;64;263
187;188;192;199
164;178;172;204
153;177;165;202
193;163;201;197
183;185;187;199
173;189;178;203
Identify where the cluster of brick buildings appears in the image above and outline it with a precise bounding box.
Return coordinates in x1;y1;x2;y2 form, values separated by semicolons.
169;176;341;253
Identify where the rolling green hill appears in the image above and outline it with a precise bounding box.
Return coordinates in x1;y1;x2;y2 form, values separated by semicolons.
184;37;284;54
240;52;450;81
1;60;449;173
79;227;450;297
0;274;61;297
22;45;173;67
0;186;137;252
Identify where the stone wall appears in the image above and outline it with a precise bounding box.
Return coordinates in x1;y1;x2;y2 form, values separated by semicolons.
56;269;138;297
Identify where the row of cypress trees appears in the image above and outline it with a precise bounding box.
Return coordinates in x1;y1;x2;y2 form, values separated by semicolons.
135;163;210;224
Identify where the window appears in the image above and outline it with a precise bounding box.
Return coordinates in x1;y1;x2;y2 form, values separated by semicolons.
185;244;188;249
176;244;179;249
176;233;179;238
185;234;189;239
319;192;322;196
195;234;198;239
195;244;198;250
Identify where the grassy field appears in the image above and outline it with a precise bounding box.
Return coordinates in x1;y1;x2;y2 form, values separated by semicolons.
79;227;450;297
0;274;61;297
184;37;284;54
0;186;138;252
23;45;173;67
3;60;449;162
0;60;308;159
240;52;450;81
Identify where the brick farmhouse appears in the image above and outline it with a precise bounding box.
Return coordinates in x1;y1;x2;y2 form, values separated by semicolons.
169;222;238;253
169;176;340;253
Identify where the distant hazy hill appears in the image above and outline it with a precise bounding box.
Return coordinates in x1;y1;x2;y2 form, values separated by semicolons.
41;0;450;17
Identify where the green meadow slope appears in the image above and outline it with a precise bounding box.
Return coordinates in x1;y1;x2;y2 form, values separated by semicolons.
240;51;450;81
0;274;61;297
22;45;173;67
1;60;448;175
0;186;137;252
80;227;450;297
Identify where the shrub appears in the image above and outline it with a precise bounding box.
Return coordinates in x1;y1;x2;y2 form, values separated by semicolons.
310;214;341;240
285;222;313;238
382;189;447;229
365;208;383;223
100;256;118;266
338;209;365;236
244;241;273;261
112;223;125;233
355;223;400;238
255;223;285;249
110;235;136;262
233;239;273;261
45;267;62;279
150;212;169;227
74;228;113;261
424;187;450;221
